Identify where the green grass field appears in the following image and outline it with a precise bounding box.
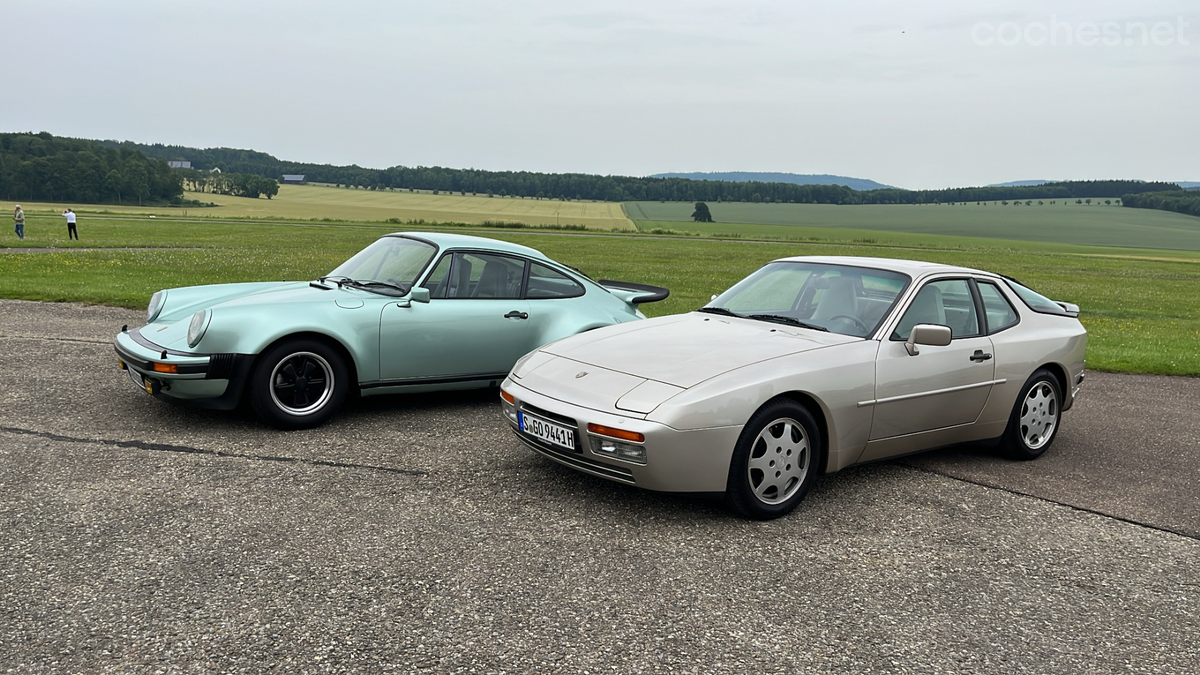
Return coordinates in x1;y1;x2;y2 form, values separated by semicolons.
2;184;637;230
2;215;1198;376
625;200;1200;251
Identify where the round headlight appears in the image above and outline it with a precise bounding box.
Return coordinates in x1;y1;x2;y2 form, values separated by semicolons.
146;291;166;322
187;310;211;348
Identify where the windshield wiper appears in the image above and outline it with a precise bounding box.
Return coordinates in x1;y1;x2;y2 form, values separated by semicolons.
696;306;741;318
316;275;353;287
746;314;829;332
342;279;411;296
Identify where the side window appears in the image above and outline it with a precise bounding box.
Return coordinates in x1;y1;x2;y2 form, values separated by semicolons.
527;262;584;299
977;281;1019;333
892;279;980;340
421;254;452;299
445;253;525;299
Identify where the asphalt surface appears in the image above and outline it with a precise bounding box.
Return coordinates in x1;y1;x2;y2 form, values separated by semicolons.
1;299;1197;674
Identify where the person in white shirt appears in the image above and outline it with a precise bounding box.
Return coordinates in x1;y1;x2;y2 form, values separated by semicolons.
62;208;78;240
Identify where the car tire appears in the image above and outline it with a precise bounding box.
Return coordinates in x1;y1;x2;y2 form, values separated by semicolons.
249;338;348;430
1000;368;1062;460
726;399;821;520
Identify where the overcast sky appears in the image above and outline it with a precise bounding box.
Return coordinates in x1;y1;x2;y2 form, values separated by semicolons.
4;0;1197;189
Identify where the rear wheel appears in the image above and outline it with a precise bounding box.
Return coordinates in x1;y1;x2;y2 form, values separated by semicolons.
249;339;348;430
726;399;821;520
1000;369;1062;460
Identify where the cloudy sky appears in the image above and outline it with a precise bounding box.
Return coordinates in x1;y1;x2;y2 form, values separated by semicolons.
4;0;1197;189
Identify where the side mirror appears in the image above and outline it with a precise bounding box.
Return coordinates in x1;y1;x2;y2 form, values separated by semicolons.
904;323;952;356
396;286;431;308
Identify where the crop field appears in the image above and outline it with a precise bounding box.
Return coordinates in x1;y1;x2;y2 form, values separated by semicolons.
625;200;1200;251
1;186;637;230
2;214;1199;376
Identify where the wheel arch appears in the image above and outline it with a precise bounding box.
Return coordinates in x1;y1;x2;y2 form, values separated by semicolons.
248;331;361;395
1037;361;1070;403
766;391;831;475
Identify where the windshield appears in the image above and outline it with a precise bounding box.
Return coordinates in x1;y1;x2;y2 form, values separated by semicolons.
326;237;437;295
705;261;910;337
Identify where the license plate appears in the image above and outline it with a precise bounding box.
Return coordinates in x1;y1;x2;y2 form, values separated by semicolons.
127;365;152;394
518;411;576;450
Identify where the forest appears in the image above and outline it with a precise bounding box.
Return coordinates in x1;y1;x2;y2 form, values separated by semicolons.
113;139;1183;206
1121;191;1200;218
4;132;1188;215
0;132;182;205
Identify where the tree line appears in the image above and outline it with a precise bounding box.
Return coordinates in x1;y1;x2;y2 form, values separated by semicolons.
177;169;279;199
1121;191;1200;218
0;132;182;205
111;140;1184;206
12;134;1188;215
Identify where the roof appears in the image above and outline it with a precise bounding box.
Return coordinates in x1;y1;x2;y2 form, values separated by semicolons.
772;255;991;279
281;174;306;181
390;231;549;260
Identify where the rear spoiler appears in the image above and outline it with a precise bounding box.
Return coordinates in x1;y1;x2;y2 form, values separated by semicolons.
1056;301;1080;318
598;279;670;305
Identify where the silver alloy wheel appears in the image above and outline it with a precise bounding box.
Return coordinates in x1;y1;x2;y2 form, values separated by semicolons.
269;351;335;416
747;417;810;504
1019;380;1059;450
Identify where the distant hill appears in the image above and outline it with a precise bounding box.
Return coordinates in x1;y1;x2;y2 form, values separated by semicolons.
1178;181;1200;189
988;180;1055;187
650;172;894;191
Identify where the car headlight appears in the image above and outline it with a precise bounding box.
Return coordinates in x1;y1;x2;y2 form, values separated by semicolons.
187;310;211;347
146;290;166;322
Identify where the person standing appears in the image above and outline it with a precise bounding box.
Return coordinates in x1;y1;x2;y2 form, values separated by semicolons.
62;208;78;240
13;205;24;239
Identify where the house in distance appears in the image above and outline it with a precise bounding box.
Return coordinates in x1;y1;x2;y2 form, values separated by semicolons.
281;174;307;184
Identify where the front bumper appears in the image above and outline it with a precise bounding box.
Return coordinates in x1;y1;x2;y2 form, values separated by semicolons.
113;328;254;410
500;376;741;494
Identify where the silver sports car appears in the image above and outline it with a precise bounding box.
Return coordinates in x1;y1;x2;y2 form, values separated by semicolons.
500;256;1087;519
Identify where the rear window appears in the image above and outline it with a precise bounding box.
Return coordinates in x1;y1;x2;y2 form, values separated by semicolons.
1004;279;1067;316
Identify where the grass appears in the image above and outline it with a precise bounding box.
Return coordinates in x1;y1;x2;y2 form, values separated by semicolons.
2;215;1199;376
626;200;1200;251
1;185;636;231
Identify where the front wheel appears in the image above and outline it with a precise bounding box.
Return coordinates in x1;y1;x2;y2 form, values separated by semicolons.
1000;369;1062;460
249;339;348;430
726;399;821;520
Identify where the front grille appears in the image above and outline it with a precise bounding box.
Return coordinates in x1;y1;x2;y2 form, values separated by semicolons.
207;353;236;379
519;401;578;428
513;429;636;485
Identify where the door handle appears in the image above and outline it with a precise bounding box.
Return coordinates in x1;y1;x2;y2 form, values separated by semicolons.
970;350;993;362
504;310;529;320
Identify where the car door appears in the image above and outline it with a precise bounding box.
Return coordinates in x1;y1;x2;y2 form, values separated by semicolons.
864;277;997;454
378;251;532;382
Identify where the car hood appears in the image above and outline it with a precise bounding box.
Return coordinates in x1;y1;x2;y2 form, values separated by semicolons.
539;312;857;389
143;281;373;350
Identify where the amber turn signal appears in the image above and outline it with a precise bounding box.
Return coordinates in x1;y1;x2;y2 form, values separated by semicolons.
500;389;515;404
152;362;178;374
586;423;644;443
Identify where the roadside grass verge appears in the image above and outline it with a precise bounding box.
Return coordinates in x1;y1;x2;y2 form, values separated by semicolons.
2;217;1197;376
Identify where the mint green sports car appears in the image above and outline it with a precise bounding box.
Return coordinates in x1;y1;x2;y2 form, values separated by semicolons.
114;232;667;429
